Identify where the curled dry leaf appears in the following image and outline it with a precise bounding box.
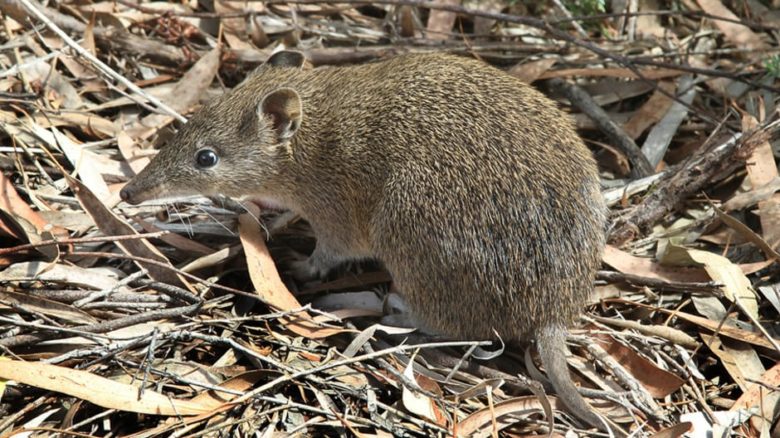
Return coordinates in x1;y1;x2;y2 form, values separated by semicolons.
455;396;562;437
0;172;65;240
401;358;446;426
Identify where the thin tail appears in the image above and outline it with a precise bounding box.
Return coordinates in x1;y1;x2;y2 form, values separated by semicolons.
537;324;611;434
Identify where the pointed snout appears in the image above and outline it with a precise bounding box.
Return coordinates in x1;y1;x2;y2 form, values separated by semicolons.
119;183;141;205
119;185;135;204
120;176;163;205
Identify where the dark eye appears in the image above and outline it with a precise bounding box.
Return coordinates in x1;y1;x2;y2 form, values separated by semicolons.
195;148;219;168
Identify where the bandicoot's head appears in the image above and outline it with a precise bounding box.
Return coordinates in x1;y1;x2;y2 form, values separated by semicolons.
120;51;308;205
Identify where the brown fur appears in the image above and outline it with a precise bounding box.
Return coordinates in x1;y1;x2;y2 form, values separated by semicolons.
121;52;608;430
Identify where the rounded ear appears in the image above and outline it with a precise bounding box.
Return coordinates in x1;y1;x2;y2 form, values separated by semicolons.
265;50;306;69
259;88;302;142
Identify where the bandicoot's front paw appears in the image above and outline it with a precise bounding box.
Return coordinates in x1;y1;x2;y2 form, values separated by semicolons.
288;258;327;282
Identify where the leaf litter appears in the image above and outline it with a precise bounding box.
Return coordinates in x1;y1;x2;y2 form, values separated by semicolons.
0;0;779;436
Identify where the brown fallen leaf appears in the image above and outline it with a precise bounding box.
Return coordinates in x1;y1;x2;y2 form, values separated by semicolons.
0;360;212;416
238;203;345;339
590;331;685;398
0;172;63;239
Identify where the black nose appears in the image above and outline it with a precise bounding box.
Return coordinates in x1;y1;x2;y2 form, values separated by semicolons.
119;187;131;202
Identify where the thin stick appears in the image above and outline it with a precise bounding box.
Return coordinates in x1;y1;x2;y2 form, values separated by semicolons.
0;231;170;256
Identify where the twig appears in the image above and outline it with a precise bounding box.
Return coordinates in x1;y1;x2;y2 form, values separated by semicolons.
596;270;721;293
550;0;588;37
0;231;170;256
548;78;654;178
0;293;201;349
73;269;150;307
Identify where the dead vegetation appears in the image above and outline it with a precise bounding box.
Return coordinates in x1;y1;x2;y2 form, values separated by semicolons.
0;0;779;436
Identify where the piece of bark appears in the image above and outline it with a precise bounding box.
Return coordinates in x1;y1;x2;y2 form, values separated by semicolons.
608;121;779;246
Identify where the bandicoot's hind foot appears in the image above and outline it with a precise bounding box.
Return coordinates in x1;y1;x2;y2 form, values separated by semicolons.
285;244;353;283
287;258;329;282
